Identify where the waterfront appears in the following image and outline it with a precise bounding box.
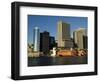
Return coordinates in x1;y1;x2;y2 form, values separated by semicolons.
28;56;87;66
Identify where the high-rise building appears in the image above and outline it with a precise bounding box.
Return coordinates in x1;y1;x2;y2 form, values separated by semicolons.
57;21;73;49
33;27;40;52
40;31;50;54
83;35;87;49
73;28;87;49
49;36;56;50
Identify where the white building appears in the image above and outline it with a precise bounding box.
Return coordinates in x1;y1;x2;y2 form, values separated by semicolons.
73;28;87;49
33;27;40;52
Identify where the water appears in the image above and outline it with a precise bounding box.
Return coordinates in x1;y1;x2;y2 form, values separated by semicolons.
28;56;87;67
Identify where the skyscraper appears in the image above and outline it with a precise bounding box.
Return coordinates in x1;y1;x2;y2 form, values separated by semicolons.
57;21;73;49
49;36;56;50
33;27;40;52
73;28;87;49
40;31;50;54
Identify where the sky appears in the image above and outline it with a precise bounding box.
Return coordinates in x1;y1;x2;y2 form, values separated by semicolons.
28;15;88;44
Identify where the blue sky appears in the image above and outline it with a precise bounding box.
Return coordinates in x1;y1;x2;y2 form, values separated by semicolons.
28;15;88;44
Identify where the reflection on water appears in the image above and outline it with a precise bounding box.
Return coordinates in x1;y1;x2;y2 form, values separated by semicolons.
28;56;87;67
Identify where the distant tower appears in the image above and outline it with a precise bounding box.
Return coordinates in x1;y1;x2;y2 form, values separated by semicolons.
33;27;40;52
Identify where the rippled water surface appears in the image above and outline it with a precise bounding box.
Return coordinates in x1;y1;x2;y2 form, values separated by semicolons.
28;56;87;67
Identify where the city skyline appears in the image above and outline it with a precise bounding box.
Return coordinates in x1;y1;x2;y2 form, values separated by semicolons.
28;15;88;66
28;15;88;44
